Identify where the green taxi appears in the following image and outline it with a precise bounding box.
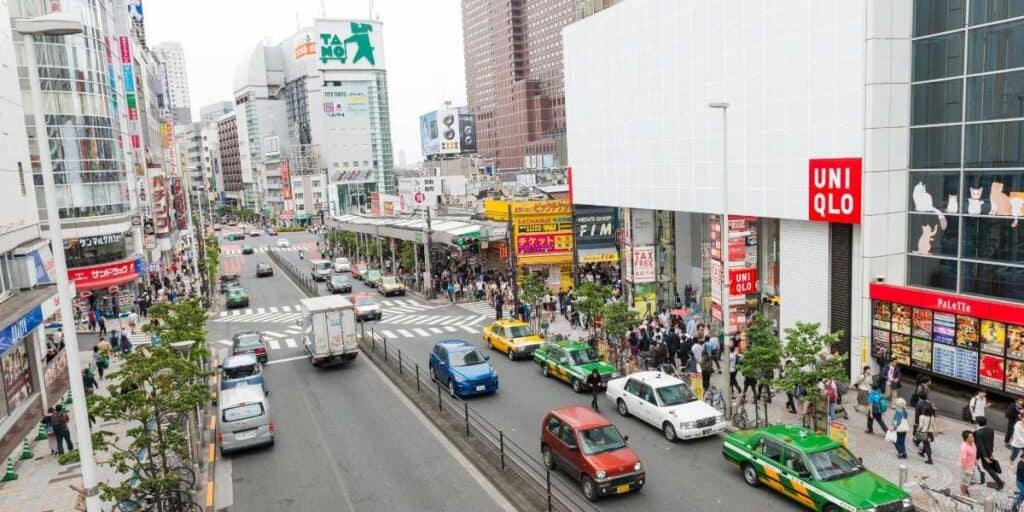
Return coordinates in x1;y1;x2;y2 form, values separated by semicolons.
226;287;250;309
532;340;618;393
241;245;254;255
722;424;913;512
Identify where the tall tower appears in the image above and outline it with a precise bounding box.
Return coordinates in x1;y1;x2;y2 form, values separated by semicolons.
155;42;192;124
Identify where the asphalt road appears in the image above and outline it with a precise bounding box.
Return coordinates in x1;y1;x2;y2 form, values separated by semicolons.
272;242;804;512
214;231;507;512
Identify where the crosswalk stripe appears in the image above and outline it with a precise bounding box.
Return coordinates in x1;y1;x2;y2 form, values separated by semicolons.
214;339;232;346
263;331;284;338
232;310;241;316
398;329;414;338
282;306;291;312
244;309;253;315
268;339;280;350
410;316;435;325
256;307;266;314
381;330;396;338
285;338;297;348
269;307;278;313
440;317;460;325
429;327;443;334
382;300;395;307
219;311;227;317
443;326;457;332
459;325;476;333
402;300;420;307
413;328;430;337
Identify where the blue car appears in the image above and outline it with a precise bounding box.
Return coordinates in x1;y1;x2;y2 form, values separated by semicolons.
429;339;499;397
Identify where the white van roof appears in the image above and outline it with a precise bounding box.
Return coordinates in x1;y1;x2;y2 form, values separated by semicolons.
300;295;353;312
311;259;330;265
219;384;266;407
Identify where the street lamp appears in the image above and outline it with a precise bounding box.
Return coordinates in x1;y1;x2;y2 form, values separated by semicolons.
15;13;102;512
708;101;731;421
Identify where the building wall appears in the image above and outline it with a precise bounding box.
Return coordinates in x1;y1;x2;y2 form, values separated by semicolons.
779;220;831;333
564;0;866;219
217;114;242;193
154;42;191;123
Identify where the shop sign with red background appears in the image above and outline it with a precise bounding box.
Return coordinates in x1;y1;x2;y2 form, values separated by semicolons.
870;284;1024;326
808;157;862;224
68;258;141;291
730;268;758;295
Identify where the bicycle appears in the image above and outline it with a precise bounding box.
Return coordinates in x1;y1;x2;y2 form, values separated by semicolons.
914;474;986;512
731;395;753;429
115;488;202;512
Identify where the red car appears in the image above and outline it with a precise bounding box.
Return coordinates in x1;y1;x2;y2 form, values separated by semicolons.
232;331;268;363
540;406;645;501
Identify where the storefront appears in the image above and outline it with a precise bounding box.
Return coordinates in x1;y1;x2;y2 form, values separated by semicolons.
68;256;146;319
509;200;574;292
0;298;47;427
573;205;619;285
869;283;1024;397
64;232;130;269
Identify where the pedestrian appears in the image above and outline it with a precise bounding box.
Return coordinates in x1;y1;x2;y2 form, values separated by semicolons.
700;352;713;391
51;405;72;455
728;345;741;394
1014;458;1024;512
975;417;1005;490
495;294;504;320
960;430;978;496
92;346;108;380
912;375;931;428
87;309;96;331
586;369;602;411
96;336;111;355
822;378;839;420
119;331;131;354
1010;414;1024;463
916;401;936;464
97;315;106;335
866;384;888;434
969;390;989;425
854;365;873;413
705;335;721;374
83;368;98;396
742;369;758;402
782;361;798;414
891;397;910;459
1007;397;1024;446
880;355;902;401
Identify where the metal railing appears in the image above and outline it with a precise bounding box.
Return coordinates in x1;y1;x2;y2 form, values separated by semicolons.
266;250;319;296
360;326;599;512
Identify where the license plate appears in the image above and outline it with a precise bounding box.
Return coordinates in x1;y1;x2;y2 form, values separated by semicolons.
615;484;630;494
702;428;713;436
236;431;257;441
475;385;486;391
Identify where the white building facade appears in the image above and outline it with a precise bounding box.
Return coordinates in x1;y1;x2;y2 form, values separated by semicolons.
155;41;192;124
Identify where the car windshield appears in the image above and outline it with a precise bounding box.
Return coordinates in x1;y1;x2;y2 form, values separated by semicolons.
257;264;269;270
235;334;261;349
315;262;331;271
224;364;258;379
355;297;376;306
336;258;349;265
568;348;599;365
655;383;698;406
449;349;487;367
223;403;264;423
508;325;534;338
578;425;627;455
228;289;245;296
381;277;397;285
331;275;349;284
806;446;864;481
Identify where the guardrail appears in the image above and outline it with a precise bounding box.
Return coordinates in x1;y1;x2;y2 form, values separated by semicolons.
359;326;599;512
266;250;319;296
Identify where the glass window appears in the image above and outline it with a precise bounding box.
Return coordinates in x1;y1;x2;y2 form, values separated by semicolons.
964;121;1024;167
967;71;1024;121
968;19;1024;73
961;261;1024;301
910;126;962;168
759;438;784;463
909;213;961;256
912;79;963;125
910;171;962;214
970;0;1024;25
908;255;959;291
916;0;967;36
913;32;965;81
223;403;264;422
961;216;1024;263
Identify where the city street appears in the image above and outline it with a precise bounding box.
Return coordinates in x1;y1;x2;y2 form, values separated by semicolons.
211;232;510;512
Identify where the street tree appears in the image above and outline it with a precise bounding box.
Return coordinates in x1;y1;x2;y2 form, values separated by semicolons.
574;282;612;335
774;322;849;431
600;300;641;370
204;235;219;297
735;313;783;425
399;243;416;275
518;271;547;325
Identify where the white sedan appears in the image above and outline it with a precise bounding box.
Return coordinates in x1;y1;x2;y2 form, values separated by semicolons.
333;257;351;272
276;238;291;248
606;370;725;442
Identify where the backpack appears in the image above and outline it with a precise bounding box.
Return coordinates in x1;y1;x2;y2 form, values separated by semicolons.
869;390;887;414
836;381;849;396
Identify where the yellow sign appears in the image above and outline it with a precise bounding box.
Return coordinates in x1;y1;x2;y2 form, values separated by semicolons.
579;250;619;263
294;35;316;60
689;372;704;400
632;283;657;317
828;420;849;447
560;264;573;292
510;200;571;216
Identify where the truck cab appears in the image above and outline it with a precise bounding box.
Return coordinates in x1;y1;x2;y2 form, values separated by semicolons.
300;295;359;367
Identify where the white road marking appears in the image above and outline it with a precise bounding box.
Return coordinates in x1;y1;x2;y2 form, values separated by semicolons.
459;325;477;333
263;331;284;338
382;300;395;307
232;310;241;316
282;306;291;312
268;339;281;350
398;329;414;338
402;299;420;307
285;338;297;348
381;330;396;338
429;327;443;334
214;339;232;346
269;307;278;313
443;326;457;332
265;355;308;366
244;309;253;315
256;308;266;314
413;328;430;337
439;317;460;325
219;311;227;317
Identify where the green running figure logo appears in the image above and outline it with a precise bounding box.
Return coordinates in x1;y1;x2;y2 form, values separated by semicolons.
320;22;376;66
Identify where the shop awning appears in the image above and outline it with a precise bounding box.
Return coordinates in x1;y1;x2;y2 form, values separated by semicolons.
577;247;619;263
294;212;311;220
517;254;574;266
68;258;143;292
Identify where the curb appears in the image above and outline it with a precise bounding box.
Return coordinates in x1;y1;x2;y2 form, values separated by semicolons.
205;356;218;512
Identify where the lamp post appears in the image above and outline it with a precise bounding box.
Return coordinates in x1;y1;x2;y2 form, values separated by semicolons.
709;101;731;421
15;13;101;512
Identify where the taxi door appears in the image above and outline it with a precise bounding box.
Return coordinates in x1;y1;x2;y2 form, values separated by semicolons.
779;447;817;509
751;437;787;492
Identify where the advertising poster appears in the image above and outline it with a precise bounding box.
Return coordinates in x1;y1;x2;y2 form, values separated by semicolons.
912;308;934;338
911;338;932;371
953;347;979;384
872;301;891;330
632;283;657;318
891;304;911;335
871;329;890;358
980;320;1006;355
932;343;957;379
1;343;31;411
933;312;956;345
828;421;849;448
956;316;980;350
1007;360;1024;394
1008;325;1024;360
891;334;911;365
979;354;1005;389
632;246;655;283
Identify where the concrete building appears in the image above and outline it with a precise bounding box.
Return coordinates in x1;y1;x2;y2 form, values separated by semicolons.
200;101;234;124
564;0;1024;397
461;0;574;169
154;42;192;124
217;112;243;206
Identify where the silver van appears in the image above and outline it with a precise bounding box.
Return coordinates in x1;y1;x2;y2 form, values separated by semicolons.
218;384;274;454
311;259;332;281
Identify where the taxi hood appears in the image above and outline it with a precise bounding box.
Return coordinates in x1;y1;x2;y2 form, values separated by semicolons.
819;468;908;508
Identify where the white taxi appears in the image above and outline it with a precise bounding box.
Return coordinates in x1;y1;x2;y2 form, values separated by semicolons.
276;238;291;248
606;370;725;442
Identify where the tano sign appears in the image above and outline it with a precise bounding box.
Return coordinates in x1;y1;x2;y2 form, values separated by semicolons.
808;157;862;224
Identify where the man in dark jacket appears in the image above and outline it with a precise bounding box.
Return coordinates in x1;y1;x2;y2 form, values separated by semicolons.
678;335;694;370
586;370;602;411
880;356;902;400
975;417;1005;490
665;329;681;367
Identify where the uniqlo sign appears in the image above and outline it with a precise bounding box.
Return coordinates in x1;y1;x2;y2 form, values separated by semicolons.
730;268;758;295
808;157;862;224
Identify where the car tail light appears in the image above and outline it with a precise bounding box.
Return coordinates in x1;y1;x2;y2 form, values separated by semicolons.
268;422;274;433
216;432;223;443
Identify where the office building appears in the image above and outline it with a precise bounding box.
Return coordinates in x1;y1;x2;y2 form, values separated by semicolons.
200;101;234;124
217;112;243;206
155;41;192;124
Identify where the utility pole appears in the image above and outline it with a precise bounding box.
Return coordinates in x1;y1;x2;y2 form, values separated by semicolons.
709;102;731;420
376;227;383;270
507;203;519;313
423;207;434;299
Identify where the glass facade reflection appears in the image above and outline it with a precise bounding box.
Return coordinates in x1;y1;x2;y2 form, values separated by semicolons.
910;0;1024;303
12;0;129;221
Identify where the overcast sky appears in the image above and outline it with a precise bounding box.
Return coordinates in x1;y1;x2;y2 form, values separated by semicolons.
144;0;466;165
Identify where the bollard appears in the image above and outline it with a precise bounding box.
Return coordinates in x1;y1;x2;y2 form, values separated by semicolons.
897;464;907;487
20;439;32;460
500;430;505;470
383;337;388;363
398;350;403;375
464;402;470;437
415;364;421;392
35;424;46;441
2;458;16;481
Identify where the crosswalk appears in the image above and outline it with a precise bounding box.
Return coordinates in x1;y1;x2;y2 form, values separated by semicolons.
119;332;157;346
221;245;313;256
458;300;501;317
378;324;480;339
212;299;437;323
212;325;305;352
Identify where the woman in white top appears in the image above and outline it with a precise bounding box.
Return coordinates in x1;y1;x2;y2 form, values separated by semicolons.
1011;416;1024;462
969;390;988;424
854;365;873;412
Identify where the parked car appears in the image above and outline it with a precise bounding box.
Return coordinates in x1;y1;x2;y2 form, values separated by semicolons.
226;287;250;309
333;257;351;272
249;231;260;237
483;319;545;360
378;276;405;296
219;273;241;293
606;370;725;441
429;339;499;397
533;340;619;392
227;233;245;241
363;269;382;288
327;273;352;294
220;353;266;393
266;228;278;236
242;245;255;255
232;331;268;363
541;406;645;501
723;424;913;512
352;294;382;321
276;238;290;248
352;263;368;280
255;263;274;277
311;259;332;281
218;385;274;455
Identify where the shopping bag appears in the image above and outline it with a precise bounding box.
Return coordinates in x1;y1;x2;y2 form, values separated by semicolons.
884;430;897;443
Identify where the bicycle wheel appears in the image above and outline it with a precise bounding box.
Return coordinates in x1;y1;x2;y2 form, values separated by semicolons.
172;465;196;489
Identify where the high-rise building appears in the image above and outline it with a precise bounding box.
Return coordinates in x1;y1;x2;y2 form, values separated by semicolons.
461;0;574;169
200;101;234;124
217;112;243;206
155;42;192;124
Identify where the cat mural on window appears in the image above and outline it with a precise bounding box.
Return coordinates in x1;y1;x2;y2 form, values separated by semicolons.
916;224;938;255
967;187;984;215
989;182;1023;228
912;182;948;230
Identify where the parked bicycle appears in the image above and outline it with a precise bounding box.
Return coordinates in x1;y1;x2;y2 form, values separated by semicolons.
914;474;989;512
731;394;753;429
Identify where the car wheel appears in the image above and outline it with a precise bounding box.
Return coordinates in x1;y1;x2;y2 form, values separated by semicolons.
542;364;550;378
485;337;493;350
571;378;583;393
448;380;457;397
741;462;760;487
507;348;515;360
581;476;597;502
542;445;556;470
617;399;629;417
663;422;678;442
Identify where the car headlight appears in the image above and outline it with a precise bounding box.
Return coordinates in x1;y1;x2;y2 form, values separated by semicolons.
489;368;497;377
596;470;606;479
634;462;642;472
681;421;697;429
902;498;913;509
715;414;724;423
453;373;466;383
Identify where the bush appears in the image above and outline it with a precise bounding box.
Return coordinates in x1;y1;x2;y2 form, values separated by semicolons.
276;226;307;232
58;449;79;465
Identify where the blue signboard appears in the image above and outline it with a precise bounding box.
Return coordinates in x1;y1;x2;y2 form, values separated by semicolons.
29;248;52;285
123;64;135;93
0;306;43;357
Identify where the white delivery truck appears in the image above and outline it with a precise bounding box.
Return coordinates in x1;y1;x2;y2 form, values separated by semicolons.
299;295;359;367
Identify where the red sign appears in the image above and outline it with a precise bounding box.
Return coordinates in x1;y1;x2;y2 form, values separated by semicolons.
870;283;1024;326
730;268;758;295
131;134;140;149
808;157;862;224
280;161;292;200
68;259;139;291
118;36;131;64
516;233;572;256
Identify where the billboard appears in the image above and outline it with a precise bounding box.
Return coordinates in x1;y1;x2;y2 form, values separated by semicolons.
458;113;477;153
290;21;385;70
322;82;374;184
420;106;475;157
809;157;862;224
438;106;461;155
512;200;574;263
420;111;439;157
280;161;292;200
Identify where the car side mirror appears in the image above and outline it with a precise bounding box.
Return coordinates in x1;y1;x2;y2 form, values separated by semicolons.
483;354;491;361
568;444;578;452
623;435;629;443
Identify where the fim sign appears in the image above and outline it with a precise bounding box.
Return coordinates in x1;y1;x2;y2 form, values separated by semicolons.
808;157;862;224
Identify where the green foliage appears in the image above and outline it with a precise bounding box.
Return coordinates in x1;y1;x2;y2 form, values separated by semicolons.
204;237;220;301
399;243;416;272
600;300;641;340
143;299;209;361
774;322;849;429
575;282;612;333
58;449;79;465
736;314;783;410
518;271;547;310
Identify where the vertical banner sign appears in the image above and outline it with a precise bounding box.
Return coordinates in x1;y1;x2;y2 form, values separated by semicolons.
118;36;131;64
808;157;862;224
